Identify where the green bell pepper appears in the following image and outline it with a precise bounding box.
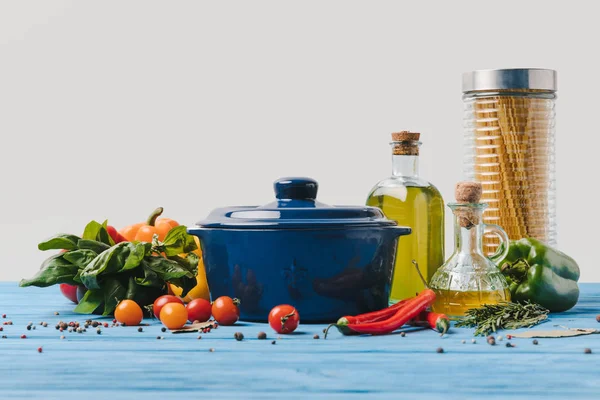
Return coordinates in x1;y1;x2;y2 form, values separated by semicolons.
491;238;580;312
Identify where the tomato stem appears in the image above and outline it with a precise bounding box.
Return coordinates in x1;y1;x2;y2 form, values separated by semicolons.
280;311;295;333
147;207;164;226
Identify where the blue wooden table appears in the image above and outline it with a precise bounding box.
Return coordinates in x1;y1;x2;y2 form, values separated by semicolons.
1;282;599;399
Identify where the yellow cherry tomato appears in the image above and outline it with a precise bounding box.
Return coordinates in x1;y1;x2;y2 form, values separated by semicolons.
160;302;188;330
114;300;143;326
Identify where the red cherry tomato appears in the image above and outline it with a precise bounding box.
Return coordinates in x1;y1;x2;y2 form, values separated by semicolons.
153;295;184;319
160;303;188;330
211;296;240;326
268;305;299;334
59;284;78;304
186;298;212;323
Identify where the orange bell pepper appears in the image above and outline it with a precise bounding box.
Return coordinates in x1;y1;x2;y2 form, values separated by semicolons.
119;207;179;242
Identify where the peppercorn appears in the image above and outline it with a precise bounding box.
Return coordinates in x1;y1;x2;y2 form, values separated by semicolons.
533;339;539;345
400;332;406;337
54;312;59;315
506;334;513;340
209;348;215;352
60;322;68;330
68;328;73;333
596;315;600;323
313;334;320;340
60;335;65;340
234;332;244;341
21;334;26;339
92;321;99;328
84;324;89;329
0;327;2;332
55;324;59;330
197;336;202;340
271;340;276;345
1;314;5;318
497;335;503;341
156;336;162;340
113;319;117;323
103;323;108;328
1;335;6;339
121;323;126;327
138;327;143;333
76;327;83;333
26;325;31;331
505;342;514;348
436;347;444;353
584;348;592;354
42;322;48;328
461;340;466;344
96;329;101;335
257;332;267;340
37;347;43;353
487;336;496;346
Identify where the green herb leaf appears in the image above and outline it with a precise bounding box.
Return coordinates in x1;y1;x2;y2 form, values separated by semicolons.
168;253;199;276
102;278;127;316
161;226;197;256
143;256;196;281
126;276;138;300
135;264;162;287
38;234;82;251
82;220;114;246
77;239;110;254
73;289;104;314
455;301;549;336
80;242;149;289
19;254;79;287
63;249;98;268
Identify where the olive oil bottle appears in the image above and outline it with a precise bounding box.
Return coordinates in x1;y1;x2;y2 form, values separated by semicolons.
366;131;444;304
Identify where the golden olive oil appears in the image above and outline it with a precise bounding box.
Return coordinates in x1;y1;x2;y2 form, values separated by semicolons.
431;288;511;318
367;185;444;303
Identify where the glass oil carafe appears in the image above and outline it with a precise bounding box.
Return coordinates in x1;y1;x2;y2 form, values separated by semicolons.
366;131;444;304
429;182;511;318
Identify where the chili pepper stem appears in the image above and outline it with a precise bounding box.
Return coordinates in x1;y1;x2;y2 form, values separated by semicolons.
147;207;164;226
324;323;337;339
412;260;429;288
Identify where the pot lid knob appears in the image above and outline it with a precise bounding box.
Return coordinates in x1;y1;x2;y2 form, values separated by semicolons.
274;177;318;200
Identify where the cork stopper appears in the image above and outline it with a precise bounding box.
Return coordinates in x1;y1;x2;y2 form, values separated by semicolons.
455;181;483;228
391;131;421;156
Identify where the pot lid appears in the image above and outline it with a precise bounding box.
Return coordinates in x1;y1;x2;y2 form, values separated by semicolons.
193;177;397;229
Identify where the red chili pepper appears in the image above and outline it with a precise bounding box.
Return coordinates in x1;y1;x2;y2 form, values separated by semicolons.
344;289;436;335
338;297;412;325
410;311;450;334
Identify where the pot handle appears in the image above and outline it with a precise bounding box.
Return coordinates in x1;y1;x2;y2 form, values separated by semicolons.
390;226;412;237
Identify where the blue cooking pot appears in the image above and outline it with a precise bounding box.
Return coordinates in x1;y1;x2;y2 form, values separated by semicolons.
188;177;411;323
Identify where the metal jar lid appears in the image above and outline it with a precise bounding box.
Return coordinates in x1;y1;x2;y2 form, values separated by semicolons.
462;68;557;92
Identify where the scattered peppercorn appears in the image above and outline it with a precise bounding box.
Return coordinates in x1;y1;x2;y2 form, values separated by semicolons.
497;335;503;341
76;327;83;333
92;321;99;328
400;332;406;337
271;340;276;345
113;319;117;323
596;315;600;323
472;339;477;344
54;312;59;315
103;323;108;328
1;314;5;318
21;334;26;339
1;335;6;339
96;329;101;335
37;347;43;353
84;324;89;329
0;327;2;332
584;348;592;354
436;347;444;353
121;323;126;327
505;342;514;348
60;335;65;340
461;340;466;344
32;326;36;330
157;336;162;340
257;332;267;340
55;324;59;330
209;348;215;352
60;322;68;330
313;334;320;340
234;332;244;341
68;328;73;333
42;322;48;328
506;334;513;340
487;336;496;346
161;327;166;332
533;339;539;345
26;325;31;331
197;336;202;340
138;327;143;333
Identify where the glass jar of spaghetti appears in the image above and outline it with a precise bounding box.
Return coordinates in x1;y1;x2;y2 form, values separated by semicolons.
462;68;557;255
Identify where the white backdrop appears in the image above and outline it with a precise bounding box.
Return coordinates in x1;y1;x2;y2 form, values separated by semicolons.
1;0;597;282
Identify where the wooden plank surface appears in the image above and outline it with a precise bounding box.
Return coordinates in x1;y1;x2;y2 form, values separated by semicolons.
1;282;599;399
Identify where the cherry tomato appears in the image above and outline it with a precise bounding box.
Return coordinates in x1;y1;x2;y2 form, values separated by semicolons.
211;296;240;326
114;300;144;326
59;284;78;304
186;298;212;323
153;295;184;319
160;302;188;330
268;305;299;334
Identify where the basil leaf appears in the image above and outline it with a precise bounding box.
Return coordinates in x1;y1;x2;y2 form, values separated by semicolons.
63;249;98;268
80;242;148;289
102;278;127;316
77;239;110;254
167;253;199;276
126;276;138;300
73;289;103;314
135;264;162;287
82;220;114;246
38;234;81;251
143;256;195;281
162;226;197;256
20;254;79;287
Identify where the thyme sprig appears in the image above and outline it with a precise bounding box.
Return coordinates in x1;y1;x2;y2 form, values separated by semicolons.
455;301;549;336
